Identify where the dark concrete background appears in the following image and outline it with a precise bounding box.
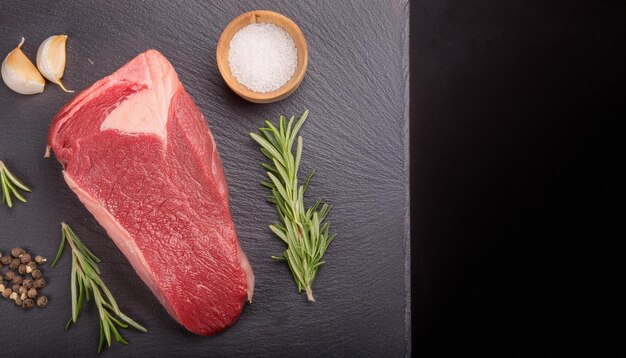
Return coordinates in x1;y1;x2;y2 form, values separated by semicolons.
411;0;624;356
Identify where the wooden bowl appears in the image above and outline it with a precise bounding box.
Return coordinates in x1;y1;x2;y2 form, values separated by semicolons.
216;10;308;103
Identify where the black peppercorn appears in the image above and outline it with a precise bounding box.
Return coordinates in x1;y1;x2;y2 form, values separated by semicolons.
2;248;49;308
34;278;45;288
31;269;42;279
11;247;24;258
20;253;31;264
27;288;37;298
1;255;11;265
22;298;34;308
12;275;22;285
36;295;48;308
22;278;33;289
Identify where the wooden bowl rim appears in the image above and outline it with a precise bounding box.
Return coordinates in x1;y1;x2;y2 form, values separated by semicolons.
216;10;308;103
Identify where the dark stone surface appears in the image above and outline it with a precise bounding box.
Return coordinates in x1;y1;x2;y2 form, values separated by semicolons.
0;1;409;357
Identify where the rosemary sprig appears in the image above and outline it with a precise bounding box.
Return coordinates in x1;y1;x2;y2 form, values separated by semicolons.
250;110;336;302
52;222;147;354
0;160;31;208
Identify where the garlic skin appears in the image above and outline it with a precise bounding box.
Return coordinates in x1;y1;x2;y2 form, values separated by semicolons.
1;37;45;95
37;35;73;93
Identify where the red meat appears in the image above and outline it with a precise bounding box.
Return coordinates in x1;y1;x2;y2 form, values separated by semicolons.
47;50;254;335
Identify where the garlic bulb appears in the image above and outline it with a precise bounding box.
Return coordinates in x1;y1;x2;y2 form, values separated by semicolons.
36;35;73;93
1;37;45;95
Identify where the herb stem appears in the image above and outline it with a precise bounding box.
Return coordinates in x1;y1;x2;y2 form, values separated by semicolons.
251;111;336;301
52;222;146;353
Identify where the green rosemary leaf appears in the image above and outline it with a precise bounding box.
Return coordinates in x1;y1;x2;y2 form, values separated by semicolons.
264;120;281;142
2;165;31;192
269;224;289;244
51;231;67;268
260;128;280;150
311;213;320;245
84;279;91;301
300;222;312;256
320;222;331;240
2;172;14;196
112;328;129;345
71;256;78;321
0;161;31;208
273;189;288;216
53;222;147;353
260;180;274;189
115;311;148;333
279;115;286;139
285;115;295;140
303;170;315;194
261;162;279;174
319;203;332;222
98;320;105;354
107;312;129;329
294;136;303;180
327;233;337;247
77;274;85;318
285;250;306;288
102;315;112;347
259;148;274;161
8;181;27;202
288;110;308;147
64;223;101;263
1;170;13;208
267;172;288;202
251;133;286;167
96;280;121;314
272;157;288;181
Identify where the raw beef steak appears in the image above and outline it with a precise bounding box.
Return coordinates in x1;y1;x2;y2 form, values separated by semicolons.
47;50;254;335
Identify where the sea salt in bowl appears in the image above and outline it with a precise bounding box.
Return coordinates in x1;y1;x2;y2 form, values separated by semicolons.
216;10;308;103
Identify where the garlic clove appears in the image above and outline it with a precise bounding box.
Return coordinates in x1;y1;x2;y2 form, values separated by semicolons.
36;34;73;93
1;37;45;95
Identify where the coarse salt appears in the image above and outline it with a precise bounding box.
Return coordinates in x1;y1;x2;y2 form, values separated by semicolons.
228;23;298;93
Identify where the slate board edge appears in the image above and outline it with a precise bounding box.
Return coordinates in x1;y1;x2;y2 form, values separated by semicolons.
401;0;412;356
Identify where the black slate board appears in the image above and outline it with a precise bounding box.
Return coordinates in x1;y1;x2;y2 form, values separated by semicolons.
0;1;409;357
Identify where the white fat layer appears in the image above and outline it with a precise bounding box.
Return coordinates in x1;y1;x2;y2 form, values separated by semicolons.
237;242;255;303
100;52;178;141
